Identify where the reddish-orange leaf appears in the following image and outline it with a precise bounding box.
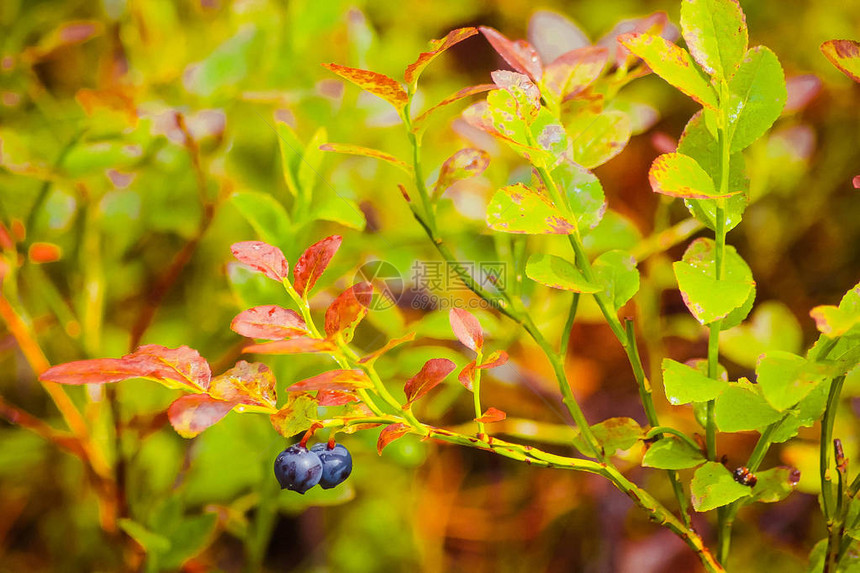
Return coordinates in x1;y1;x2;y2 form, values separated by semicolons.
477;350;509;370
231;305;308;340
243;337;337;355
28;242;62;263
449;308;483;352
324;282;372;341
209;360;277;409
293;235;342;297
317;390;360;406
358;332;416;364
288;369;373;392
39;357;151;386
784;75;822;113
854;175;860;189
377;423;411;455
321;63;409;112
319;143;412;173
542;46;608;99
413;84;496;129
168;394;235;438
475;407;507;423
405;27;479;85
40;344;211;391
479;27;543;81
458;360;477;391
230;241;289;282
404;358;456;405
820;40;860;83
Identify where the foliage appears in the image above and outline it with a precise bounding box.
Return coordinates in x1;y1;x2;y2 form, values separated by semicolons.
1;0;859;571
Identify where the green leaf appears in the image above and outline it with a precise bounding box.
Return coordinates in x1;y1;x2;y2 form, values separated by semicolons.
673;238;755;324
552;160;606;231
186;28;256;97
525;253;600;293
298;127;327;195
721;301;803;368
565;109;631;169
677;112;748;232
117;518;171;554
161;513;217;568
820;40;860;83
308;188;366;231
680;0;748;80
744;466;800;504
486;183;575;235
719;284;756;331
756;351;831;411
662;358;729;405
770;381;829;443
276;121;303;197
714;380;781;432
618;33;718;109
490;70;540;125
649;153;736;199
691;461;752;511
593;250;639;311
726;47;787;152
269;394;318;437
643;437;707;470
574;417;643;455
810;282;860;338
230;191;291;244
582;209;642;253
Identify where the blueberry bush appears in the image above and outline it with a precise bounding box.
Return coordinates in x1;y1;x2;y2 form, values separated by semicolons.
1;0;859;571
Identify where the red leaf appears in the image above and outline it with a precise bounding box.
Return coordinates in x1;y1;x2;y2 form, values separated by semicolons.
413;84;496;129
293;235;342;297
358;332;416;364
39;345;211;391
168;394;235;438
317;390;360;406
231;241;289;282
405;27;479;85
479;26;543;81
209;360;277;409
288;369;373;392
28;242;62;263
475;407;507;423
243;337;337;355
321;63;409;112
449;308;483;351
324;282;372;341
477;350;509;370
377;423;411;455
231;305;308;340
854;175;860;189
319;143;412;173
404;358;456;405
458;360;477;391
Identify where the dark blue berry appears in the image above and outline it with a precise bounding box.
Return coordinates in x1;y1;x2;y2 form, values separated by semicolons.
274;444;322;494
310;443;353;489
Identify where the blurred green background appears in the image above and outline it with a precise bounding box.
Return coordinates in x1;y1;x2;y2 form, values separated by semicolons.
1;0;858;571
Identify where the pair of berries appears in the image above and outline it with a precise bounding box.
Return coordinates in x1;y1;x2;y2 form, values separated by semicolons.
274;442;352;493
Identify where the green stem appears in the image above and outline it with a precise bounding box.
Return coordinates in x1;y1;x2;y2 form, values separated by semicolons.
473;349;486;436
646;427;704;452
821;375;846;522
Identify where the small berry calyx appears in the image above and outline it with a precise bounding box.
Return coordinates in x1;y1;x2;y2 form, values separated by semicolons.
274;444;323;494
310;442;353;489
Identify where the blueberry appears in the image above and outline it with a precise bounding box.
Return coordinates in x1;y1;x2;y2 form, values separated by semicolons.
274;444;323;494
310;443;353;489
